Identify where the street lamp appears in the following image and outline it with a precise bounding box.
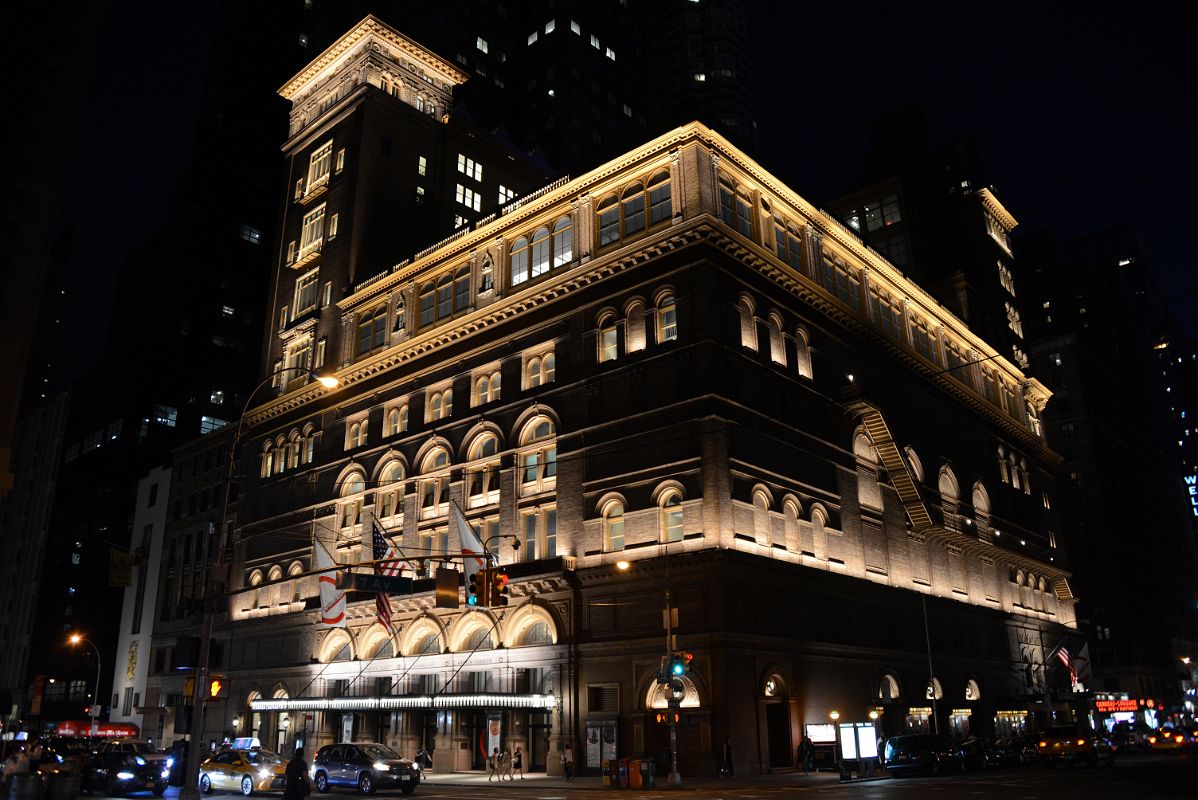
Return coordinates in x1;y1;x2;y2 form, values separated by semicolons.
830;710;841;776
68;635;102;734
180;366;338;800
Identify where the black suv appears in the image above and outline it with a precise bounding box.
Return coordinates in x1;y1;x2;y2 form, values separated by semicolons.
883;734;964;776
312;743;417;795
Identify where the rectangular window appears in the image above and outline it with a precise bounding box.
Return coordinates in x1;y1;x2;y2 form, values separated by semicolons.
863;193;901;232
499;185;516;205
599;206;620;246
417;155;427;176
455;184;481;211
286;240;296;264
545;19;556;33
334;148;345;173
476;36;488;53
599;325;618;363
457;154;483;181
314;337;326;368
322;281;332;308
911;318;938;362
299;204;326;258
307;141;333;191
200;416;228;434
294;269;320;315
328;213;339;239
239;224;261;244
590;34;600;49
528;31;538;45
570;20;581;34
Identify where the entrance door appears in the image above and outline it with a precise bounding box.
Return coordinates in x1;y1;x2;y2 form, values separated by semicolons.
765;703;792;769
528;712;550;772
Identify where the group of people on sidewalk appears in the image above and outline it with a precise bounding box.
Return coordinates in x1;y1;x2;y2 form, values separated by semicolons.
1;737;44;793
486;746;526;781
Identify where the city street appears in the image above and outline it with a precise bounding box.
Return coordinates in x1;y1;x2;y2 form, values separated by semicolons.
115;753;1196;800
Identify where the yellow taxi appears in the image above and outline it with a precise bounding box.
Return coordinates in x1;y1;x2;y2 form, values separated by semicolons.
199;748;287;796
1038;725;1115;767
1147;728;1186;751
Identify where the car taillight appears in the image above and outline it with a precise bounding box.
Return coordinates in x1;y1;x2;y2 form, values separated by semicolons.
1175;735;1184;744
1039;741;1047;748
1076;739;1085;746
1148;736;1157;744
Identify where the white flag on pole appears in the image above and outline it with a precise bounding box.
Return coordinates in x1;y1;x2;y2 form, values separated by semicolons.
450;500;489;586
314;538;346;628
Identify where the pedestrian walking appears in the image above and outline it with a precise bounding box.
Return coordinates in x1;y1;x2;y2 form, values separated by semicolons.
513;746;524;780
561;744;574;780
721;737;734;778
487;748;501;782
282;747;312;800
798;735;815;775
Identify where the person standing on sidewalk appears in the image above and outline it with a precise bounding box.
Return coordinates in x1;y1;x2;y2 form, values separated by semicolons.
487;748;501;782
512;747;524;780
282;747;312;800
721;737;734;778
561;744;574;780
798;735;815;775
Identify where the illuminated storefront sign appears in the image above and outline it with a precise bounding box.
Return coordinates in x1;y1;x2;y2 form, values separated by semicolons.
1187;475;1197;517
1094;698;1143;713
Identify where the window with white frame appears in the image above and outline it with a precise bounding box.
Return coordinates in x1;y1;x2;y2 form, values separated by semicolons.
356;305;388;356
314;337;326;369
476;36;488;53
660;491;683;543
499;185;517;205
457;154;483;181
335;148;345;173
467;433;501;507
510;215;572;287
427;387;453;422
868;286;903;340
717;178;753;238
596;171;670;248
284;337;312;381
473;368;501;406
455;184;481;211
293;269;320;316
418;266;471;329
603;500;624;551
598;314;618;363
524;349;556;388
417;155;427;176
307;141;333;192
768;313;786;365
376;461;405;521
655;294;677;343
519;417;557;496
383;404;408;437
345;417;368;450
521;506;557;561
419;447;451;519
328;213;339;239
339;473;365;528
299;204;326;259
286;240;296;264
774;219;803;269
818;249;861;311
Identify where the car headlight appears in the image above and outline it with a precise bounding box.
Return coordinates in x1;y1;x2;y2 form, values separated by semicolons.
166;757;175;769
135;756;146;766
161;769;171;779
258;769;273;780
373;762;389;771
116;772;135;780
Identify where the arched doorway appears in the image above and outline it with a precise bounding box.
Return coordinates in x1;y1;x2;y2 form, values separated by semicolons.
759;673;794;770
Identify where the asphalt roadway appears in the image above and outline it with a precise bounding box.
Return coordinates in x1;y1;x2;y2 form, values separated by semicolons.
107;752;1197;800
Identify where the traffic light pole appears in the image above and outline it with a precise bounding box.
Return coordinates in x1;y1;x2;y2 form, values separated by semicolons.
664;589;680;788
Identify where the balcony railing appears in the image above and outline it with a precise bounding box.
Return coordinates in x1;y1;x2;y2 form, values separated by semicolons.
293;238;324;268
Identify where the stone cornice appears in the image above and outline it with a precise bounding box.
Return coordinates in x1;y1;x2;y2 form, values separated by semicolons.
974;187;1019;231
279;15;468;101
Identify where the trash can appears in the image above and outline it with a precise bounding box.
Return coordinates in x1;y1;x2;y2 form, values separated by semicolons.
616;757;631;788
43;773;80;800
601;759;612;787
641;758;655;789
6;773;44;800
628;760;642;789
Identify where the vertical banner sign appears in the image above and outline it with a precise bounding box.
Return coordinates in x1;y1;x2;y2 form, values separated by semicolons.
341;713;355;744
487;716;502;759
585;725;601;768
602;725;618;765
1186;474;1196;517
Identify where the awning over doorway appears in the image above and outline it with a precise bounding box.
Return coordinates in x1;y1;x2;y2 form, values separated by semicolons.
250;692;556;712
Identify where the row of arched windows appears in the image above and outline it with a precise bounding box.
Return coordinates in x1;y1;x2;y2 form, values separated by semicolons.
260;425;318;478
511;217;572;287
597;291;677;363
997;446;1032;493
597;171;671;248
600;485;686;551
737;295;813;378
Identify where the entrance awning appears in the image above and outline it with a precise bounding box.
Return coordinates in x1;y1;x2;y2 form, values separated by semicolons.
250;693;556;712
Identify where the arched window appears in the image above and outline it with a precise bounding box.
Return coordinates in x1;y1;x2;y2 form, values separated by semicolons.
597;194;620;247
774;219;802;269
428;389;453;422
598;313;619;363
625;299;647;352
939;468;960;532
530;226;551;279
657;294;677;343
384;406;407;437
510;236;531;285
419;448;450;518
519;620;553;647
347;421;366;449
926;677;944;700
660;491;683;543
903;446;924;483
339;472;365;529
718;179;753;238
286;430;302;470
261;442;274;478
997;446;1010;484
393;297;405;333
412;632;441;656
604;501;625;551
648;171;672;225
356;306;387;356
621;182;646;236
467;433;501;506
1019;458;1031;494
878;674;901;702
1009;452;1021;490
738;296;756;350
552;216;573;266
795;326;813;378
964;678;981;701
419;282;435;327
768;312;786;365
520;418;557;495
526;352;556;387
972;482;991;535
303;424;318;464
474;370;501;406
377;461;405;519
454;266;471;312
289;561;304;603
463;627;495;652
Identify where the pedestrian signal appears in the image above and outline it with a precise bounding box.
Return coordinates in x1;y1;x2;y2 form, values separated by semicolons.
490;571;511;607
468;569;489;607
654;711;680;725
209;676;228;699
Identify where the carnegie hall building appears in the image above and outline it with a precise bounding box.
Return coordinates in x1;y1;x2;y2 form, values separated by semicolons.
174;17;1079;777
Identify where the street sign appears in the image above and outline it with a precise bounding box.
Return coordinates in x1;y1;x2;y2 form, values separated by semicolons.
336;572;413;594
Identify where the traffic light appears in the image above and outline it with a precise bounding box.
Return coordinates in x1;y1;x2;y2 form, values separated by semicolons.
468;569;490;607
490;571;511;607
209;676;229;699
668;651;694;677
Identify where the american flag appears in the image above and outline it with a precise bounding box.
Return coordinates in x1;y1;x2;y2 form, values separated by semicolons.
371;522;396;634
372;519;407;576
1057;647;1077;686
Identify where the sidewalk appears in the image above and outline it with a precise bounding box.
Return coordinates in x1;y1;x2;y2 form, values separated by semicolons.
420;768;867;790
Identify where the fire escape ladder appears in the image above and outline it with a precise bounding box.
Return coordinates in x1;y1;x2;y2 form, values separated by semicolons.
850;401;934;534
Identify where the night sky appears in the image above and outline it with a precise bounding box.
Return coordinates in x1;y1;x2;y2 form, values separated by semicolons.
50;0;1198;383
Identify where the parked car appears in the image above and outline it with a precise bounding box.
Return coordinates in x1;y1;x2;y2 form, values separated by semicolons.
311;742;418;795
199;749;287;796
883;734;964;776
959;737;1004;770
98;741;169;769
1147;728;1187;751
1038;725;1115;767
79;750;169;796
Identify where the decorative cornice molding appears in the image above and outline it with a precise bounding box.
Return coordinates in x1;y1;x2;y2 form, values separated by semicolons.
279;15;467;101
974;187;1019;231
